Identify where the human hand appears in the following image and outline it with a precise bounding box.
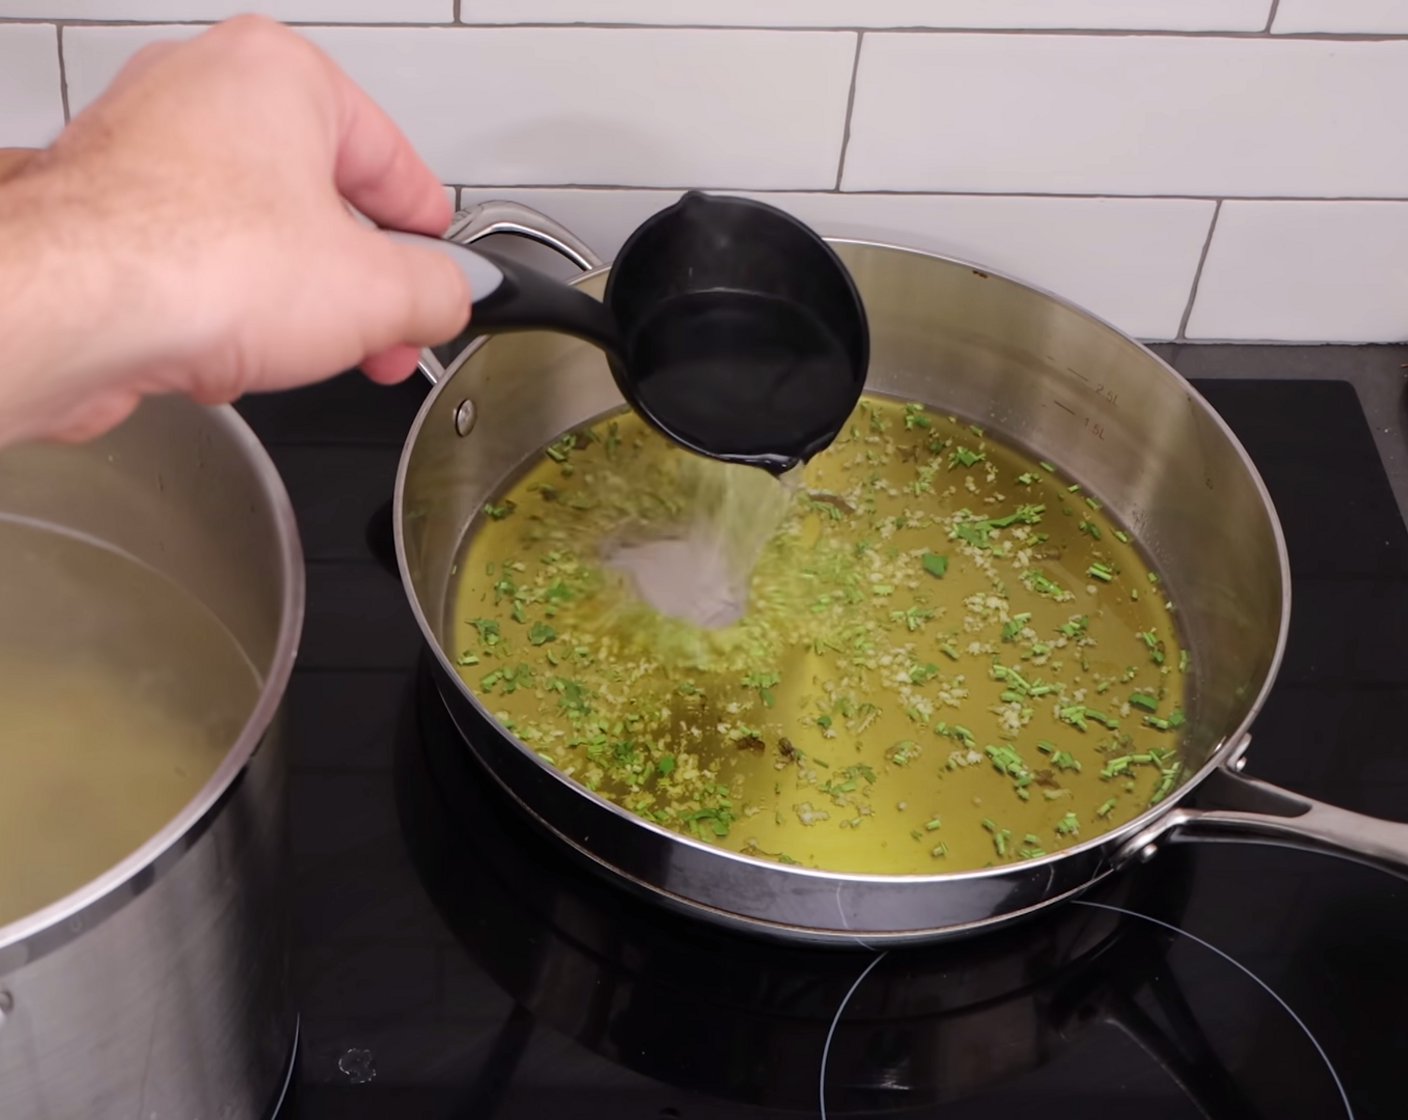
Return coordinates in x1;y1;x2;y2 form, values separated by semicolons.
0;15;469;446
0;148;36;185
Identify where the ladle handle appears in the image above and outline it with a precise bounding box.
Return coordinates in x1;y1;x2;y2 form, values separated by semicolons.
388;232;622;381
1139;764;1408;881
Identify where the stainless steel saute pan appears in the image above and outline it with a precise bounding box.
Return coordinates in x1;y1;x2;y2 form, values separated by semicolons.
396;201;1408;944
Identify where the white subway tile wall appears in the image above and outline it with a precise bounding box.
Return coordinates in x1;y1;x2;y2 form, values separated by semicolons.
1187;202;1408;342
0;24;64;147
5;4;1408;342
1273;1;1408;35
64;24;857;189
844;34;1408;198
457;1;1271;32
0;2;452;20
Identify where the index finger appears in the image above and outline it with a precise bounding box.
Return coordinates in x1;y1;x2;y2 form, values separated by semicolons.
319;51;451;236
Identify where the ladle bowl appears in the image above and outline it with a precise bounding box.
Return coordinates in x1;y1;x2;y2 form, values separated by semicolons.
390;191;869;471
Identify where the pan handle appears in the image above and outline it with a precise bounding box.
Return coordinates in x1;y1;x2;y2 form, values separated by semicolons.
1127;762;1408;881
417;200;606;385
445;200;605;273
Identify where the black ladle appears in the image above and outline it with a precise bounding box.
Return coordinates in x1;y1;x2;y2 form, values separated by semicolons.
391;191;869;474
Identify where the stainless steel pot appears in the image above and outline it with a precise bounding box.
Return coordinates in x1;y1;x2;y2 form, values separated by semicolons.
397;201;1408;944
0;398;303;1116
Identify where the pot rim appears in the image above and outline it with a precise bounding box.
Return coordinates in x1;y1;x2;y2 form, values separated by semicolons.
0;403;305;966
397;235;1291;891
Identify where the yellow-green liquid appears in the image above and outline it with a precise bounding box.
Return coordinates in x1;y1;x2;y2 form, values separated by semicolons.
451;399;1187;874
0;517;259;926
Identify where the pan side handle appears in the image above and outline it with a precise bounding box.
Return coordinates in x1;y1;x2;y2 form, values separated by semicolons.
418;200;606;385
1125;764;1408;881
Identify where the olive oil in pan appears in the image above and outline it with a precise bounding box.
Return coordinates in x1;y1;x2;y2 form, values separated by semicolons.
0;518;259;926
451;398;1187;875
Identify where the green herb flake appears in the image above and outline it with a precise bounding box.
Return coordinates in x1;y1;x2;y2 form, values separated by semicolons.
483;499;516;520
1079;520;1102;541
1001;612;1032;642
908;661;940;685
1143;708;1186;732
1087;562;1115;583
921;551;949;578
528;621;557;646
985;742;1031;783
888;740;923;766
480;663;533;696
1096;798;1118;819
1023;569;1068;600
1151;762;1184;805
742;671;781;708
656;754;677;777
471;617;502;646
1039;461;1056;472
1129;691;1159;712
1086;497;1102;511
1059;705;1089;732
1056;811;1080;836
1085;708;1119;730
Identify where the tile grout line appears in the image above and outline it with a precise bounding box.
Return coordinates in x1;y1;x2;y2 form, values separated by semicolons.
453;0;462;25
1264;0;1282;35
833;31;864;192
1177;199;1222;341
55;23;71;124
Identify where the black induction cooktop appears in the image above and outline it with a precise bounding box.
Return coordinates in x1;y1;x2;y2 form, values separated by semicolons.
235;348;1408;1120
